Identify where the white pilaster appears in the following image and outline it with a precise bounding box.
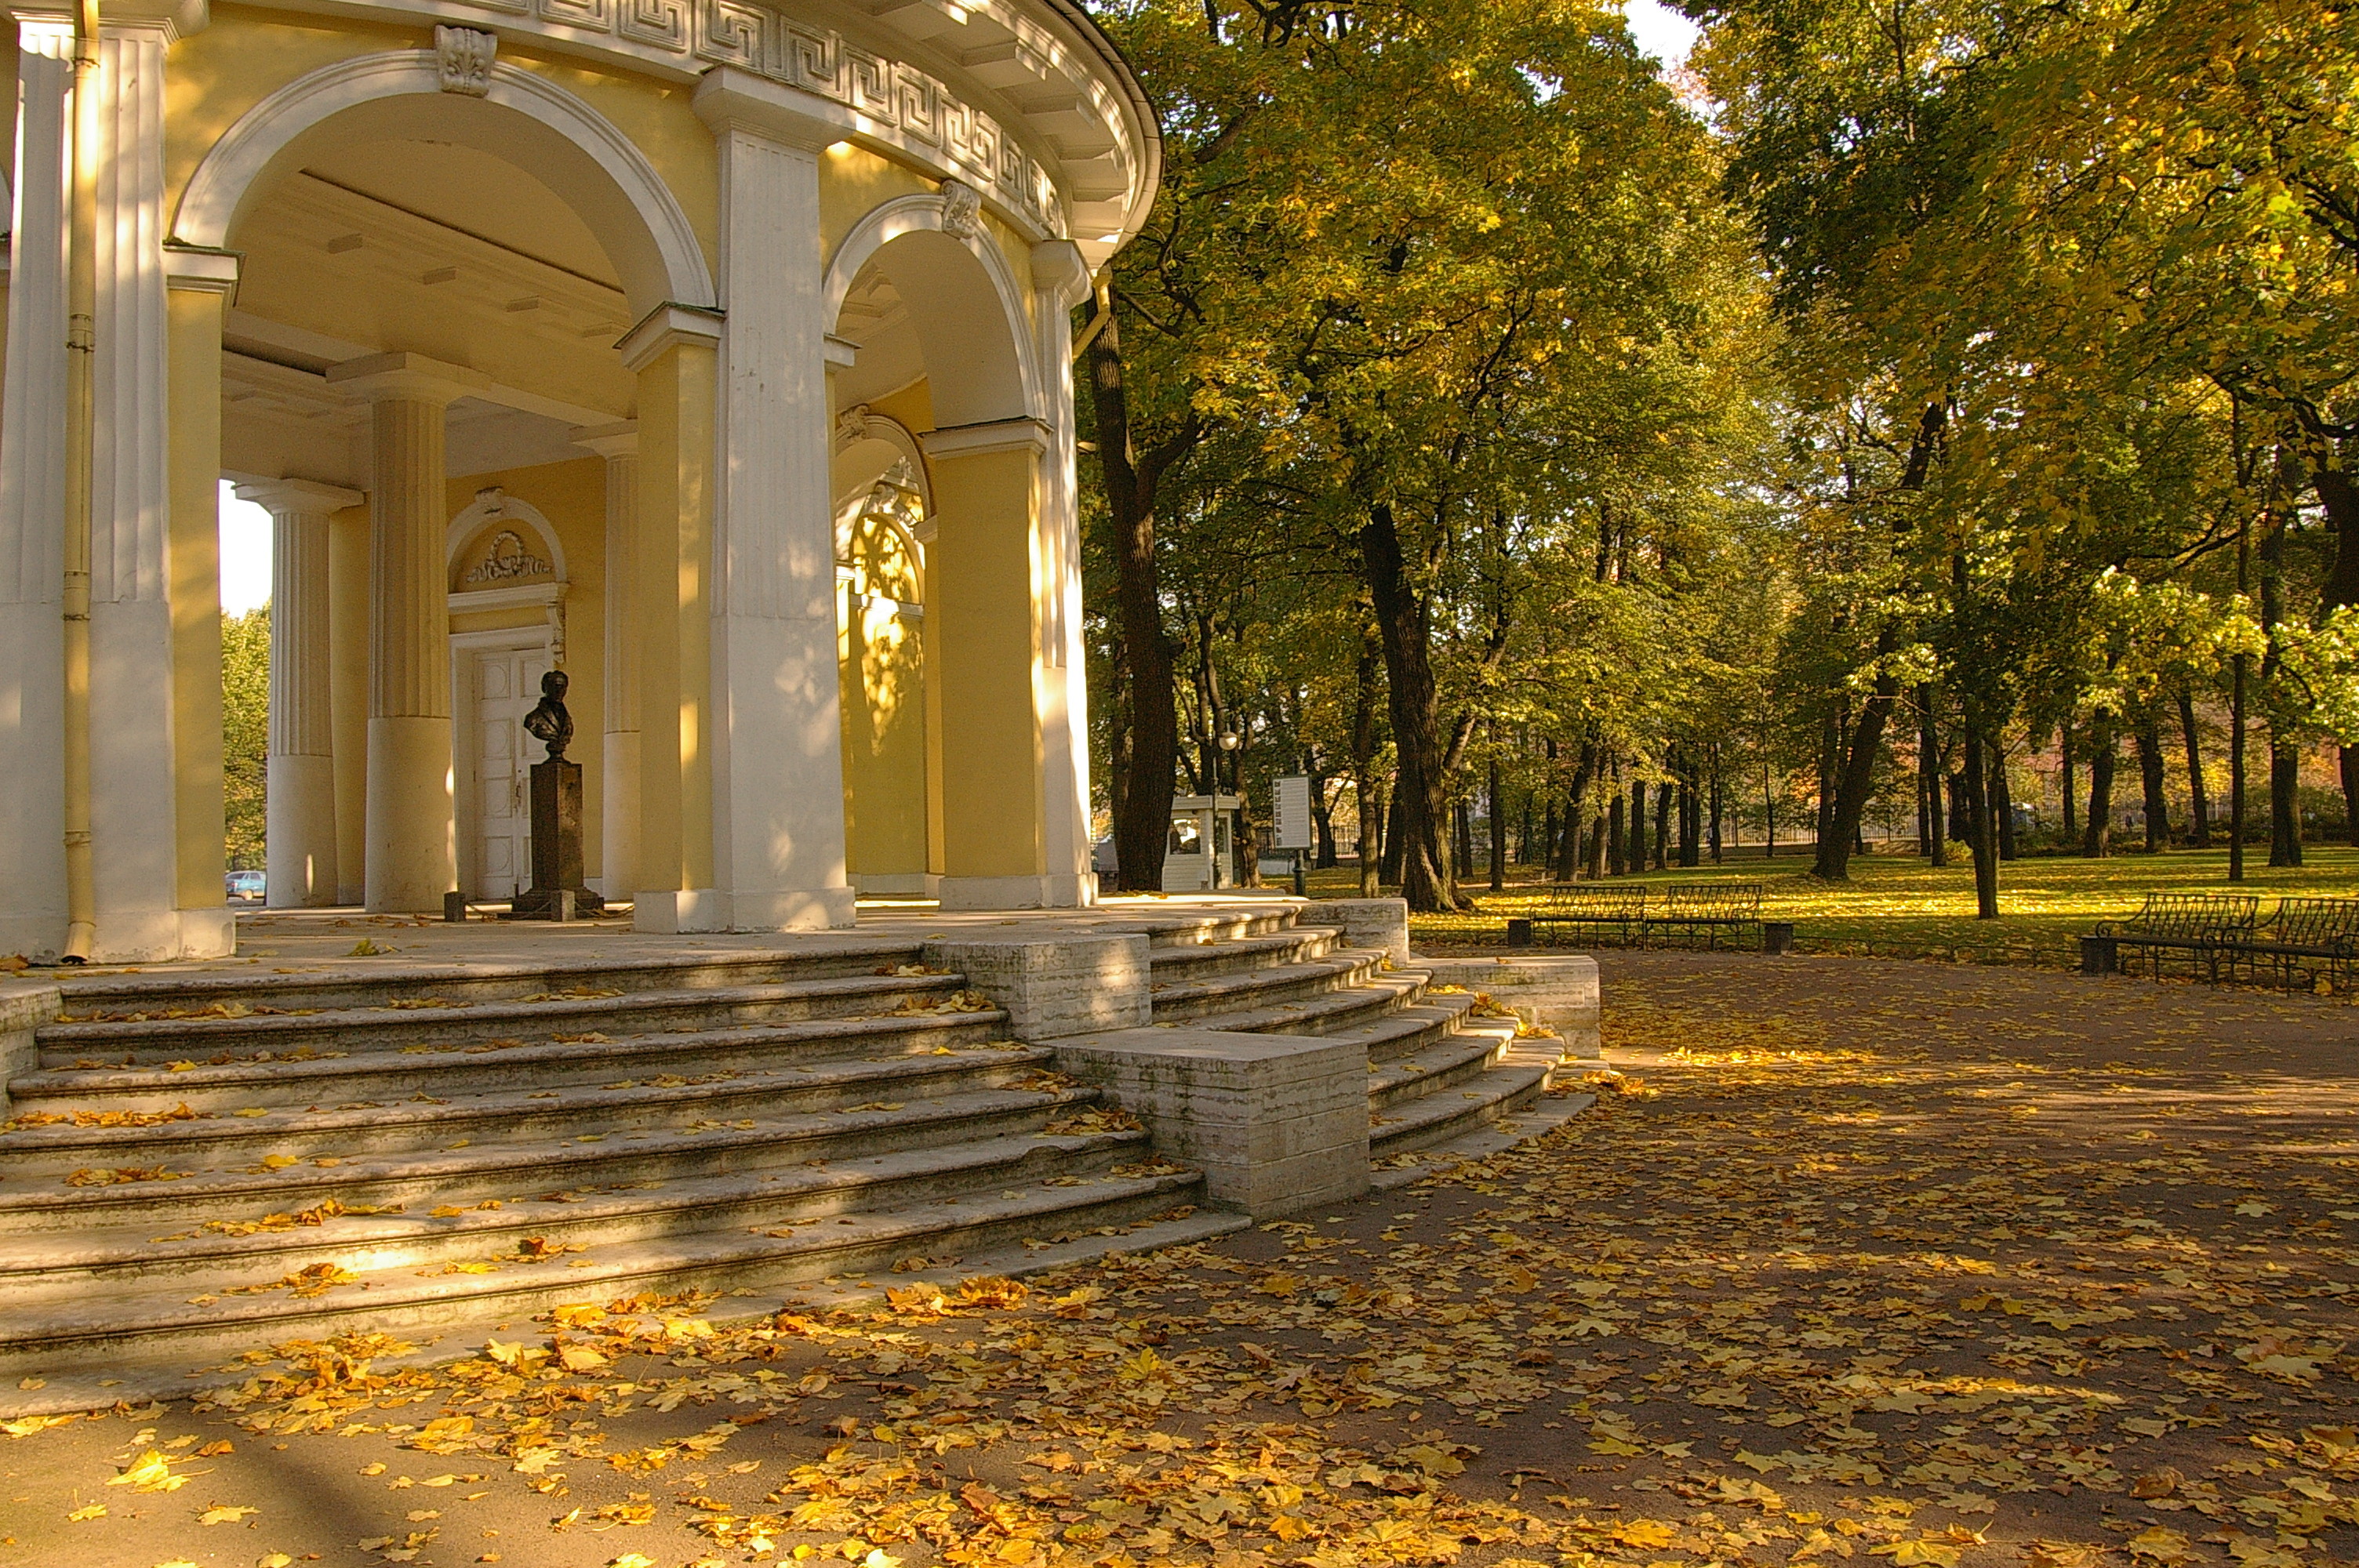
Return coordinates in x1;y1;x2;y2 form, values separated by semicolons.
85;13;189;959
0;20;74;960
689;72;855;933
240;478;360;908
573;421;640;905
1030;238;1097;909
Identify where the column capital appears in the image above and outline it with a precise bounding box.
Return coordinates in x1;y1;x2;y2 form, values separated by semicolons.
325;351;486;407
569;419;639;460
921;418;1052;461
233;477;362;517
692;67;846;152
8;0;206;42
1030;240;1092;309
616;303;724;373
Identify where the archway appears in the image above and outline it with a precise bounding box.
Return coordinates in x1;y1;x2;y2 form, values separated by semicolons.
186;52;709;913
827;190;1080;906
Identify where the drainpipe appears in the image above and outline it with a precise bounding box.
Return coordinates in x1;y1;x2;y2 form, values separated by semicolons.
60;0;100;962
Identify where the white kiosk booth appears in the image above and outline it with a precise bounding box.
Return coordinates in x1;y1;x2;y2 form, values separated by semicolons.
1162;794;1245;891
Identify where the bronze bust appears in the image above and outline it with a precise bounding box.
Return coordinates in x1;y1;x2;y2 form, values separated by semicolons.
522;669;573;761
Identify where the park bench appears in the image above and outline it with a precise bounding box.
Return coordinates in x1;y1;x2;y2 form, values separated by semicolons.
1510;884;1649;948
2214;897;2359;994
2090;892;2260;982
1645;883;1765;951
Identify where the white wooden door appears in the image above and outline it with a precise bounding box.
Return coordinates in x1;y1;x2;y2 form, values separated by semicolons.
468;645;551;900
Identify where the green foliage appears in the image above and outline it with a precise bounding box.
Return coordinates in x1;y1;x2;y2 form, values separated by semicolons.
222;606;267;872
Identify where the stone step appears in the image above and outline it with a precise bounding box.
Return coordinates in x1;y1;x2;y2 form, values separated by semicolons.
0;1083;1107;1233
1139;907;1305;949
38;972;980;1065
1367;1023;1517;1109
38;939;929;1017
1147;950;1393;1023
9;1010;1004;1115
1180;969;1425;1035
1368;1054;1556;1158
1146;927;1338;984
0;1127;1153;1297
0;1165;1205;1376
0;1042;1058;1171
1307;996;1477;1062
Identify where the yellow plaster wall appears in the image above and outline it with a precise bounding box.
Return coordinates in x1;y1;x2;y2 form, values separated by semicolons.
818;143;933;260
838;514;926;878
927;448;1045;879
633;340;714;897
167;288;228;909
444;457;607;880
863;380;936;444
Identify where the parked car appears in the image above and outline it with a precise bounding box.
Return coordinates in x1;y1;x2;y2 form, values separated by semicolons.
225;869;266;902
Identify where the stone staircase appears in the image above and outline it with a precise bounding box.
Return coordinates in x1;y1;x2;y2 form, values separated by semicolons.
0;902;1561;1403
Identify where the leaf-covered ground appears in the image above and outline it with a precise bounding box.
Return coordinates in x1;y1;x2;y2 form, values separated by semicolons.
5;952;2357;1568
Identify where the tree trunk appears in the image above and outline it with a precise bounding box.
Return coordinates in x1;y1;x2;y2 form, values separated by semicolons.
1488;744;1506;892
1359;501;1460;910
1708;749;1724;864
2230;653;2249;882
1993;751;2017;862
2343;746;2359;850
2082;718;2117;858
1607;772;1627;877
1586;807;1608;880
1812;647;1901;881
1678;768;1700;867
1917;687;1946;865
1083;295;1186;893
1627;777;1646;876
1961;713;2000;919
1816;710;1839;858
2179;689;2212;848
2060;724;2076;842
2135;718;2170;852
1351;621;1383;895
2271;739;2305;866
1948;774;1972;845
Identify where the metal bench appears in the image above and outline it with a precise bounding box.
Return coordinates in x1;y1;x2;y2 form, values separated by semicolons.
2215;897;2359;993
1645;884;1765;951
2091;892;2261;982
1511;884;1648;948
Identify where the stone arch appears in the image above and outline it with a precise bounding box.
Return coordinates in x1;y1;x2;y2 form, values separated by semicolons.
833;405;935;548
173;50;714;318
824;190;1040;427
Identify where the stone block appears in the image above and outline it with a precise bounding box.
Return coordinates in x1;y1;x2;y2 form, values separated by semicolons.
0;982;60;1119
1423;954;1601;1058
1318;898;1410;965
922;933;1149;1039
1054;1026;1369;1217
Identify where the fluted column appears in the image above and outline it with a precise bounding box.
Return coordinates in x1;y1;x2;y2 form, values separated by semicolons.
1029;239;1096;908
574;421;640;904
239;478;360;907
325;352;486;913
0;18;74;958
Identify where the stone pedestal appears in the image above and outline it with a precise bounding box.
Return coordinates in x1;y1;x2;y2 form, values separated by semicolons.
1315;898;1412;964
1423;953;1602;1058
505;757;605;920
919;933;1147;1039
1053;1027;1370;1218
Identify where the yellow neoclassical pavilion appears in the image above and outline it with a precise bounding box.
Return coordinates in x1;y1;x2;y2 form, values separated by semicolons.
0;0;1156;960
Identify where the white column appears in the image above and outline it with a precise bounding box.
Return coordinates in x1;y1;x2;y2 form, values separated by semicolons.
1030;239;1097;908
238;478;360;908
689;71;855;932
85;11;195;959
0;19;73;960
573;421;640;904
325;352;485;913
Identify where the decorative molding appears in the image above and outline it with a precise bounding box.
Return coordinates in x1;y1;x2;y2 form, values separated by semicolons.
833;401;871;452
162;241;242;299
939;178;982;240
435;24;497;93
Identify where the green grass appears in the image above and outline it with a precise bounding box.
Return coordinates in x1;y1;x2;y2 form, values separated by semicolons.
1299;845;2359;966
